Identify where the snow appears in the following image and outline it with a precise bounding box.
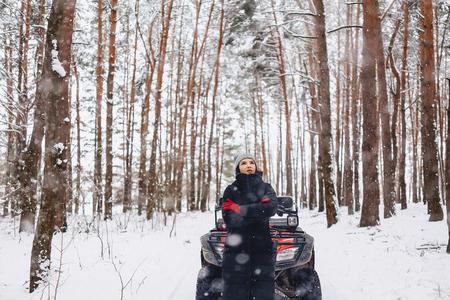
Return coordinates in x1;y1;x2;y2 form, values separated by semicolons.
0;203;449;300
53;143;65;153
226;233;242;247
51;40;67;78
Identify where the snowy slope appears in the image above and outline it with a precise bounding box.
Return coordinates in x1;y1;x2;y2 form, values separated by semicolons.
0;203;449;300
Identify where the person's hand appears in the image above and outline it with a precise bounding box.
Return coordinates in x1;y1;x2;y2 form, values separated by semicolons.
223;198;241;214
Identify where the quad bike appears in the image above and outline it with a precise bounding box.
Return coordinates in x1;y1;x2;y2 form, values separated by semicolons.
196;196;322;300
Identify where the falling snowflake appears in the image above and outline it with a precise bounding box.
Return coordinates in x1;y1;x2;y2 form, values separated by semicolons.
226;233;242;247
235;253;249;264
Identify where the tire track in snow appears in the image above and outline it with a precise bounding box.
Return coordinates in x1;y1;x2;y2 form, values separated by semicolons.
166;256;197;300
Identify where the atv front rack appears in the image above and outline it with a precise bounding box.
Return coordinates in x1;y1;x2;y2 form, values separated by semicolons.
202;229;314;271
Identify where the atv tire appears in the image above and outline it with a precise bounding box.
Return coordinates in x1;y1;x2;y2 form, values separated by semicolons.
293;268;322;300
196;264;222;300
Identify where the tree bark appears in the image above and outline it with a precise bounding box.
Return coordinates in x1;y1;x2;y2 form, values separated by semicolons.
372;0;395;219
256;76;268;178
74;55;81;214
446;78;450;253
410;76;419;203
271;0;293;196
147;0;174;219
186;1;202;211
14;0;32;216
342;5;353;212
17;0;47;231
138;22;156;215
3;31;15;216
387;18;402;209
360;0;381;227
399;0;409;209
308;105;317;210
104;0;119;220
65;102;73;219
29;0;76;291
201;0;224;212
174;11;187;212
335;2;343;207
351;3;361;213
123;0;140;213
419;0;444;221
94;0;104;215
312;0;338;227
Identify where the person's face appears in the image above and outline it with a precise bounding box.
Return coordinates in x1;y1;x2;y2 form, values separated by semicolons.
239;158;256;175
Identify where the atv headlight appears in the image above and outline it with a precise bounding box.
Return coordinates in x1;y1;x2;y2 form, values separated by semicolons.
287;215;298;227
276;247;298;262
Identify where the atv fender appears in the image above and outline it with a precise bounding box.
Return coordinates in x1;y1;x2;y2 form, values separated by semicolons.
296;233;314;267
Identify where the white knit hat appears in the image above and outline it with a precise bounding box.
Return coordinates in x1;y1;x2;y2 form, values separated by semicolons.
233;153;257;175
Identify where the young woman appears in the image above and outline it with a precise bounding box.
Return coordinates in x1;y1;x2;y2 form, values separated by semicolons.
221;153;278;300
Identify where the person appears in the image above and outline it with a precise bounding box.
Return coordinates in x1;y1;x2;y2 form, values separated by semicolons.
221;153;278;300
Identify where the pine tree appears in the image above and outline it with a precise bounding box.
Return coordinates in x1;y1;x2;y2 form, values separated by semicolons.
360;0;381;227
312;0;338;227
29;0;76;291
419;0;444;221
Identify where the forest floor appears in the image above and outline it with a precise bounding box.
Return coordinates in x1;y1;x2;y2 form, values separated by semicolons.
0;202;449;300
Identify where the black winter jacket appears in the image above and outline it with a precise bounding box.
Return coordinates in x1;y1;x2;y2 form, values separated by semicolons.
221;172;278;300
222;172;278;250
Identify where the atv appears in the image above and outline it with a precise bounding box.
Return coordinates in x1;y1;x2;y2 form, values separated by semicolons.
196;196;322;300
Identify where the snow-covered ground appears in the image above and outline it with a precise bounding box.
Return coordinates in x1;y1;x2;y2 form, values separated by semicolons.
0;203;449;300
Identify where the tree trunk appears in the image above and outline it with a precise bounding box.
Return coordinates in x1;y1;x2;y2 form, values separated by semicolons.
201;0;224;212
271;0;293;196
335;2;343;207
312;0;338;227
3;31;15;216
94;0;104;215
123;0;140;213
387;19;402;209
29;0;76;291
256;76;268;178
74;55;81;214
360;0;381;227
308;106;317;210
147;0;174;219
165;39;176;214
104;0;119;220
300;101;308;208
410;77;419;203
138;25;156;215
292;77;302;206
14;0;32;216
399;0;409;209
65;108;73;219
419;0;444;221
309;52;322;211
435;6;446;208
446;78;450;253
342;5;353;212
351;3;361;213
187;1;202;211
371;0;395;219
17;0;47;231
174;12;187;212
